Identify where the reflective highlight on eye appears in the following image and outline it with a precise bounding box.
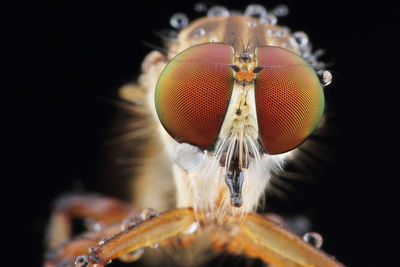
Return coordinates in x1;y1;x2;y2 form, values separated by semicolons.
254;46;324;154
155;43;234;149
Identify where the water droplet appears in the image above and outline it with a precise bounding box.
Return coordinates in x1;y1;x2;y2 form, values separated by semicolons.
303;232;323;248
268;27;288;38
140;208;158;220
183;222;199;234
244;4;268;20
266;14;277;25
135;248;145;257
75;255;89;267
247;20;258;28
92;222;102;232
173;143;205;170
120;218;139;231
194;2;207;12
170;13;189;29
267;28;279;38
278;27;289;37
273;4;289;17
192;27;206;38
88;246;97;253
318;70;332;86
207;6;230;17
293;31;309;47
98;236;109;246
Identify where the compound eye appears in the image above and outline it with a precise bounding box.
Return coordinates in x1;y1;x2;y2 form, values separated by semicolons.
255;46;325;154
155;43;234;150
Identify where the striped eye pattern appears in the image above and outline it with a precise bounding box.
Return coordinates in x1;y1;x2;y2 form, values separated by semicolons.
155;43;324;154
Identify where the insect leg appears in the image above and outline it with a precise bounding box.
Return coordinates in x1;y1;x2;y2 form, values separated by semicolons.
82;208;196;267
45;222;126;267
46;194;137;248
239;213;344;266
45;194;141;266
211;213;344;267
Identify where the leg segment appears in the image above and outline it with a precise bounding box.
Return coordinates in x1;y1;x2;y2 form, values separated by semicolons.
80;208;196;266
45;194;141;266
45;222;125;267
211;213;344;267
47;194;138;248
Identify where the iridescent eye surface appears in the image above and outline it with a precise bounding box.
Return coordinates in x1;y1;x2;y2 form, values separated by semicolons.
155;43;234;149
255;46;324;154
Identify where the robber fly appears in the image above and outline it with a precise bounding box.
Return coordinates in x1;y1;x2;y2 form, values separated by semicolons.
45;4;342;267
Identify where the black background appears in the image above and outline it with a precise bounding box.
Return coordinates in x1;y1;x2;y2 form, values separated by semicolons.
23;0;398;266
